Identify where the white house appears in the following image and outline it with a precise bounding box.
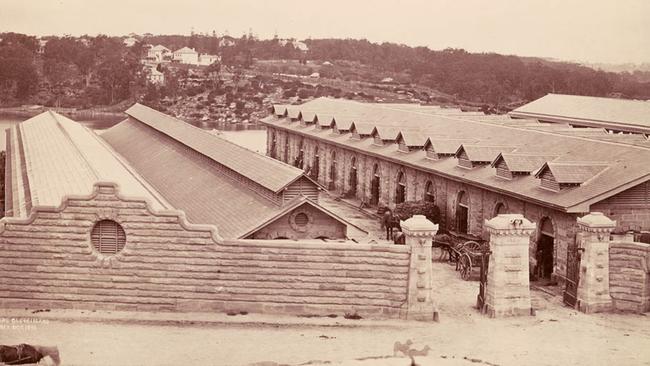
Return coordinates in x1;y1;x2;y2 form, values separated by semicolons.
148;67;165;85
147;45;171;63
198;54;220;66
173;47;199;64
123;37;138;47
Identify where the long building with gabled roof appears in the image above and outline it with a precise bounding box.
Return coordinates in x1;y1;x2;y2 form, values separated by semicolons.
261;97;650;286
5;105;363;241
510;93;650;135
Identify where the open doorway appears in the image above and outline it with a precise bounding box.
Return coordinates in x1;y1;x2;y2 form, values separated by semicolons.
370;164;380;205
536;217;555;282
348;157;358;196
456;191;469;234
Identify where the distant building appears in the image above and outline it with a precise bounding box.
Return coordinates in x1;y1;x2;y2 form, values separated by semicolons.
37;39;48;54
198;53;220;66
510;94;650;135
219;36;236;47
147;44;171;63
278;39;309;52
123;37;138;47
381;77;394;83
147;67;165;84
173;47;199;64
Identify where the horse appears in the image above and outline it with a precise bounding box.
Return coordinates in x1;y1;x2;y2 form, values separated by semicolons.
0;344;60;365
382;210;402;240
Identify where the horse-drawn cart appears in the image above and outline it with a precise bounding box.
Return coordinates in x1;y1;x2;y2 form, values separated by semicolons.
432;232;490;280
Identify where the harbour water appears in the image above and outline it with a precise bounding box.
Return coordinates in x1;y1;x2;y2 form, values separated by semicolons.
0;114;267;153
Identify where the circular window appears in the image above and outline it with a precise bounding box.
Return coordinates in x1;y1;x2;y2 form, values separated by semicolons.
289;210;313;233
91;220;126;255
294;213;309;227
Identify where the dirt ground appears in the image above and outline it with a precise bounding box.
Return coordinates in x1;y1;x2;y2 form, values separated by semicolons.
1;259;649;366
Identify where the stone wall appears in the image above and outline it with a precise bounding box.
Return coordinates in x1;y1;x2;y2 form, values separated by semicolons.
0;183;411;318
272;128;580;282
609;241;650;312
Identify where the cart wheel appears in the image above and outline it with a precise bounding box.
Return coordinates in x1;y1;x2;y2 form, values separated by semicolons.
464;241;482;252
459;253;472;280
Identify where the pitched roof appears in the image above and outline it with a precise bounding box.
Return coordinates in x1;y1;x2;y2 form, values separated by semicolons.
151;44;170;51
5;111;169;218
125;103;303;193
425;138;478;155
261;97;650;212
101;117;286;238
536;162;609;184
510;94;650;132
492;153;558;173
174;46;197;54
458;145;517;163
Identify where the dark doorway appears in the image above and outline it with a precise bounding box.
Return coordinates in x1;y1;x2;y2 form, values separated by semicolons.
456;191;469;234
270;132;277;159
349;157;358;196
537;218;555;280
395;171;406;204
370;164;380;205
329;151;337;190
312;147;320;180
424;180;434;203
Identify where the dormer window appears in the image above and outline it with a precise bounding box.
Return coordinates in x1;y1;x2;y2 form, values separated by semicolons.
457;148;473;169
456;145;516;170
535;162;608;192
396;132;423;153
495;159;512;179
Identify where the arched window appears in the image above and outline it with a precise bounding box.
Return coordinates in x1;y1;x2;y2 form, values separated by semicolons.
456;191;469;234
329;150;337;190
295;139;304;168
370;163;381;205
283;136;290;163
312;146;320;179
91;220;126;255
348;157;358;196
493;202;507;217
270;131;277;159
424;180;434;203
395;171;406;204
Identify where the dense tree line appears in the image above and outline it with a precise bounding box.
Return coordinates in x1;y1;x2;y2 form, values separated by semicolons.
303;39;649;104
1;32;648;107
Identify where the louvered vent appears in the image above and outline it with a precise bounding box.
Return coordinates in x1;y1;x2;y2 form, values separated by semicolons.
91;220;126;255
294;213;309;227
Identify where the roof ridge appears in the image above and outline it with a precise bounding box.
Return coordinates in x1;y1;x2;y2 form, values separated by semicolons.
48;111;101;180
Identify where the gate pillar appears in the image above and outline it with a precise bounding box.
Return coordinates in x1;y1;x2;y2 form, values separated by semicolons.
576;212;615;313
400;215;439;321
484;214;536;317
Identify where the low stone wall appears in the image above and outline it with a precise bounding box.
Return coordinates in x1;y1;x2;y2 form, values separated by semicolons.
609;241;650;312
0;183;411;319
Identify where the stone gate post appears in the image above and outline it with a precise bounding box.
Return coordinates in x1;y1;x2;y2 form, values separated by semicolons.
576;212;615;313
400;215;439;321
484;214;536;317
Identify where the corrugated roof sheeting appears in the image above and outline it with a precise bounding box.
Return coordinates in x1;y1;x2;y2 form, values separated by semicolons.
126;103;303;193
8;111;169;217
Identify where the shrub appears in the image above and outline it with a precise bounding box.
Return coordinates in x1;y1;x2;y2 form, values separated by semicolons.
393;201;440;224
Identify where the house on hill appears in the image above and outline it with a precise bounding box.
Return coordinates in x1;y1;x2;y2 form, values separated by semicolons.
173;47;199;64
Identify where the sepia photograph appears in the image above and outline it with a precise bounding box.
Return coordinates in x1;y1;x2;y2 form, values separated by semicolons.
0;1;649;365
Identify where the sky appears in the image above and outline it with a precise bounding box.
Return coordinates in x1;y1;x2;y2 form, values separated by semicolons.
1;0;649;64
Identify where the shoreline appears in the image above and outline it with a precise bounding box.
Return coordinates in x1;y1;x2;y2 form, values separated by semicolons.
0;107;127;120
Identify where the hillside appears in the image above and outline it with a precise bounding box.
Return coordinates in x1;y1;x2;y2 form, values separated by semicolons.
1;32;649;120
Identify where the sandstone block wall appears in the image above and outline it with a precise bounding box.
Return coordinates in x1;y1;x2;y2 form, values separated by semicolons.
609;241;650;312
273;129;581;282
0;183;411;318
